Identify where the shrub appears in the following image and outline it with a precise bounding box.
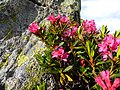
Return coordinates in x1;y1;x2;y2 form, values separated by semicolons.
28;14;120;90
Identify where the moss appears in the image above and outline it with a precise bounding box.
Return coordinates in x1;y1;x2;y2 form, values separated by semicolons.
0;53;10;69
24;36;29;41
21;46;47;90
17;55;28;67
22;59;45;90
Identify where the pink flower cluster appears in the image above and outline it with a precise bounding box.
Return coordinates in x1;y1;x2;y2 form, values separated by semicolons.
95;70;120;90
98;35;120;61
47;14;70;24
71;26;78;36
59;16;70;24
28;22;39;35
51;46;69;62
63;26;78;39
82;20;97;34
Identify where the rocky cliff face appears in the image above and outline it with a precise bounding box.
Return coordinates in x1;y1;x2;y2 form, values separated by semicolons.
0;0;81;90
0;0;38;39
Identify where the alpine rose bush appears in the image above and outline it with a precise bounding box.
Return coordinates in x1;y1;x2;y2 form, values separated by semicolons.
28;14;120;90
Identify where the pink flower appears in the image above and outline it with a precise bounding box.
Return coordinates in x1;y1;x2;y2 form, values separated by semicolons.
116;38;120;45
100;70;111;88
111;42;118;52
101;51;112;61
28;22;39;35
63;26;78;39
82;20;96;34
52;46;64;58
95;70;120;90
103;35;118;52
56;14;61;20
63;29;71;38
60;52;69;62
80;59;85;68
59;16;70;24
111;78;120;90
51;46;69;62
98;42;108;52
47;14;61;24
98;35;120;61
103;35;115;47
52;50;61;58
71;26;78;36
95;75;107;90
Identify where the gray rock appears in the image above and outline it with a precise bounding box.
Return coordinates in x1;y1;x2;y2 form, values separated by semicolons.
0;0;81;90
0;0;37;39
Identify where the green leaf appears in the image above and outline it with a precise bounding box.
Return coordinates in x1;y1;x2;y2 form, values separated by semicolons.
38;81;46;90
58;42;64;47
76;51;85;54
48;68;59;74
114;30;120;37
112;73;120;78
96;61;105;65
65;74;73;81
102;25;105;34
77;26;82;36
36;85;40;90
50;63;56;66
60;77;64;85
74;46;84;49
73;40;79;46
47;34;54;45
117;45;120;58
81;68;88;75
86;40;91;57
91;49;95;57
55;36;59;40
101;25;108;38
77;55;87;60
60;73;66;80
63;65;73;72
